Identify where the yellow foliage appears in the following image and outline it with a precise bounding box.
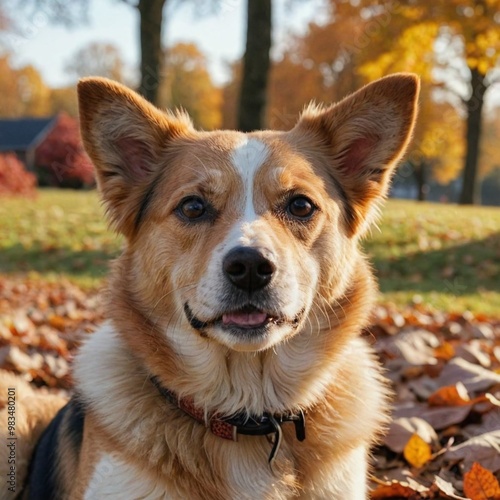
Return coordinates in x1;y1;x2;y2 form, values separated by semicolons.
403;433;432;468
160;43;222;130
359;22;438;82
17;65;52;117
0;55;53;118
480;114;500;177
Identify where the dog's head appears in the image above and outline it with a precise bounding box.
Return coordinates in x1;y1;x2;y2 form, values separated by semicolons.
78;75;418;353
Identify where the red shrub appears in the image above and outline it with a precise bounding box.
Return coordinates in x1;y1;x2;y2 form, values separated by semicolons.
35;113;95;188
0;153;37;196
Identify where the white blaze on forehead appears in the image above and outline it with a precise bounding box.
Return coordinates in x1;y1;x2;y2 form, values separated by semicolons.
231;137;269;221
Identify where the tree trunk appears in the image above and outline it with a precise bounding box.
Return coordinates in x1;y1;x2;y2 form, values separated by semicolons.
459;67;487;205
137;0;166;105
237;0;272;132
413;161;428;201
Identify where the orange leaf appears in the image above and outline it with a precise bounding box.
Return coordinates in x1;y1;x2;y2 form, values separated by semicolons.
428;382;470;407
403;433;432;468
434;341;455;361
48;315;66;332
463;462;500;500
370;482;417;499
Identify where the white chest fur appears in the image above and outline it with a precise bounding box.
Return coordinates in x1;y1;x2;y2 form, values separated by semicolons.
84;454;172;500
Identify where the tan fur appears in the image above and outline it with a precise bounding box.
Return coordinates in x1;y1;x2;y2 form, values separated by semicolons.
15;74;419;499
0;371;67;498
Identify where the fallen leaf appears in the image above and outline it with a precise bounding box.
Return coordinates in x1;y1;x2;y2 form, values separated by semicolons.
463;462;500;500
434;341;456;361
456;341;492;368
394;402;472;430
408;375;438;399
403;433;432;468
385;417;438;453
471;324;495;340
436;358;500;393
465;409;500;436
428;382;470;407
445;431;500;472
432;475;468;499
370;482;421;499
0;345;44;372
48;314;67;332
377;329;440;365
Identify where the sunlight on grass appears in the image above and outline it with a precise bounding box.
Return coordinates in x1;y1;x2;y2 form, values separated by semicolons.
0;191;499;315
0;189;122;287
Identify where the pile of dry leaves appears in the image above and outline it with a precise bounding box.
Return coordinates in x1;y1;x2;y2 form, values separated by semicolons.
0;277;499;499
368;304;500;499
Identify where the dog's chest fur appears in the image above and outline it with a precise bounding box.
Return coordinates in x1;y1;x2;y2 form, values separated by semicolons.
74;323;385;500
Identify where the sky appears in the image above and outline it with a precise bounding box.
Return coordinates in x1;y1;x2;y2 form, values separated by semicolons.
3;0;323;88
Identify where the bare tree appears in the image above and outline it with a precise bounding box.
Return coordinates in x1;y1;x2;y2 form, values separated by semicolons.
135;0;166;104
238;0;272;132
65;42;126;82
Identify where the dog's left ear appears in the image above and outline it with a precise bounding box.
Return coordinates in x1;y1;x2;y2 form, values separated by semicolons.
295;73;419;235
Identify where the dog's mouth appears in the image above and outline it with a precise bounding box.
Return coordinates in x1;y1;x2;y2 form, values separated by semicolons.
184;303;304;334
221;304;273;329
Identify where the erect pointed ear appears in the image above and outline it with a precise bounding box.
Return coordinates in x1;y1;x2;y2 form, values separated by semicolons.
77;77;194;238
294;73;419;235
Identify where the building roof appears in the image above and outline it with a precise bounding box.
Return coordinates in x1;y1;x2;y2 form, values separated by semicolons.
0;117;57;152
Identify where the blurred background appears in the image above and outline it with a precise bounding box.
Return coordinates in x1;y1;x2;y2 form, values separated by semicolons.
1;1;500;496
1;0;500;204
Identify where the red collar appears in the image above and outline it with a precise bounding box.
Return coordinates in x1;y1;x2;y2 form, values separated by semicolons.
150;376;306;464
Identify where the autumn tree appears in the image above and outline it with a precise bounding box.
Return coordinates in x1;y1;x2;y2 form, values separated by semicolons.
12;0;90;25
480;112;500;179
0;55;22;117
132;0;166;104
35;113;94;188
401;0;500;205
120;0;222;104
0;55;52;118
407;91;464;200
49;87;79;116
14;0;164;102
158;43;221;130
17;65;52;116
65;42;125;82
221;61;242;130
266;53;332;130
0;153;37;196
330;0;500;204
287;13;372;102
238;0;272;131
356;19;464;199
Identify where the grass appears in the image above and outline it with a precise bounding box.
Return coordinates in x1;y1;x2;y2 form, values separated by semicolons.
0;190;122;287
364;200;500;315
0;190;499;315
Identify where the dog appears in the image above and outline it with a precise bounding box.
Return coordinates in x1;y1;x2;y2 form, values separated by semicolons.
2;73;418;499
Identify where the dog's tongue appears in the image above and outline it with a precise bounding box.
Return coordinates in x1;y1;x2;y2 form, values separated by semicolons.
223;311;267;327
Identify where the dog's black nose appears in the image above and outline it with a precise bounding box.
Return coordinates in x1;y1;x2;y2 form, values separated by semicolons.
223;246;276;292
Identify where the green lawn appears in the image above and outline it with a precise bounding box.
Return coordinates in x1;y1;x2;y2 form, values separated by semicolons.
1;190;499;315
0;190;121;287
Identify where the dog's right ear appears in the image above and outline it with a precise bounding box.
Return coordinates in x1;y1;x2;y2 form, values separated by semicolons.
78;77;193;237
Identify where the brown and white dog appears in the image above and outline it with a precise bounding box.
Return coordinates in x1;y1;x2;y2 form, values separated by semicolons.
4;73;418;499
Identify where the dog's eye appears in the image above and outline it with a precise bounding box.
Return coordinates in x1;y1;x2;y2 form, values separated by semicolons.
287;197;315;219
178;197;206;220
